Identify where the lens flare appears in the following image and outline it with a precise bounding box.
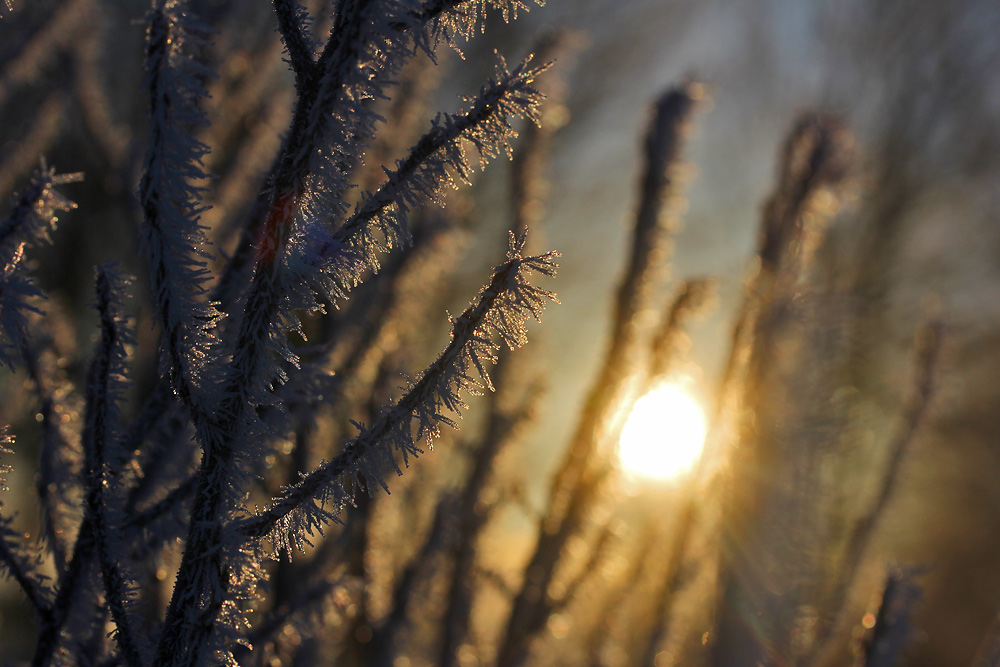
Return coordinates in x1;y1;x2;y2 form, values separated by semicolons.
618;382;707;481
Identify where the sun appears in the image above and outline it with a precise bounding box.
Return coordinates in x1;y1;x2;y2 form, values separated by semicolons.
618;382;708;481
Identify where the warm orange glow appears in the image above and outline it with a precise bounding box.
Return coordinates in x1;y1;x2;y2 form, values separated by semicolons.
618;382;707;481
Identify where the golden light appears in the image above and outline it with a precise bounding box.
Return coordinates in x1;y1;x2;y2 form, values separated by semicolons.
618;382;707;481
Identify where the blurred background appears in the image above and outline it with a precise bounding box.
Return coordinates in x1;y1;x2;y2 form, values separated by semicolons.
2;0;1000;665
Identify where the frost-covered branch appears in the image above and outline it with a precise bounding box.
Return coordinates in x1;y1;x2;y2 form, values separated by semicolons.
154;4;546;658
273;0;316;88
0;164;79;369
237;236;558;546
140;0;292;659
1;1;562;663
340;56;545;259
400;0;540;48
81;266;146;666
213;0;540;313
138;0;221;408
135;9;254;654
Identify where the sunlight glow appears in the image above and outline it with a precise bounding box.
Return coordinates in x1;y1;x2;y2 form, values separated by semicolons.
618;382;707;481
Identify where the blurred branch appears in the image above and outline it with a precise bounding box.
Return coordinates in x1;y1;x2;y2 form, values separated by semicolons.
0;0;91;108
809;320;942;665
496;80;704;667
0;91;65;197
588;522;658;666
368;494;455;667
710;112;856;667
647;277;714;384
637;496;698;666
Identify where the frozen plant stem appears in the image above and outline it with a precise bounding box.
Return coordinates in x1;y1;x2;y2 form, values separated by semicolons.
237;238;559;546
81;267;145;666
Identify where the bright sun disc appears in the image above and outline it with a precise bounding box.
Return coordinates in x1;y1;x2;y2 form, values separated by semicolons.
618;383;707;481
